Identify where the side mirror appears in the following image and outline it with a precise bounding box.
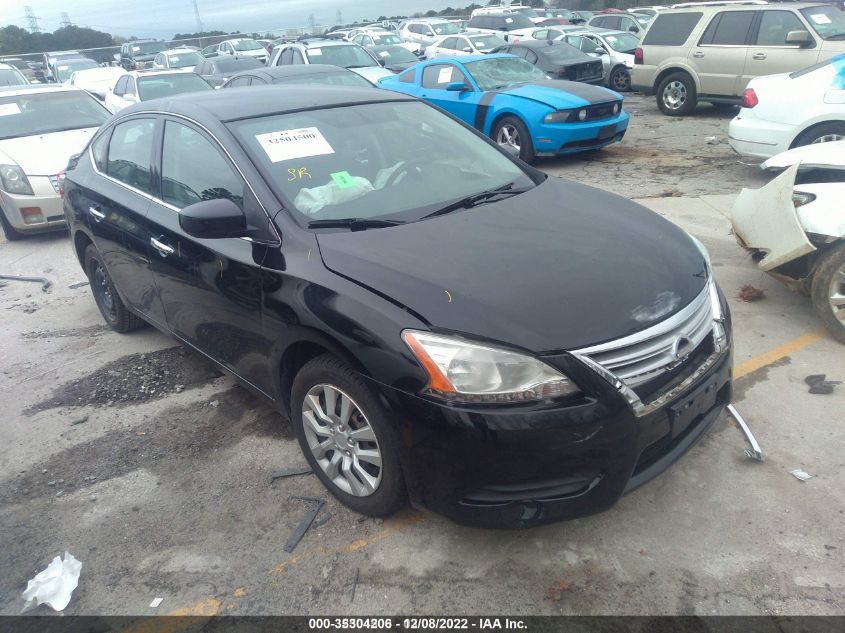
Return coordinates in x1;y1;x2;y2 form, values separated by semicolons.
463;47;473;52
628;26;638;33
596;47;608;55
785;30;812;47
179;198;247;239
446;81;468;91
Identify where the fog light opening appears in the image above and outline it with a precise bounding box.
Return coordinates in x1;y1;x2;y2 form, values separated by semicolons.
21;207;44;224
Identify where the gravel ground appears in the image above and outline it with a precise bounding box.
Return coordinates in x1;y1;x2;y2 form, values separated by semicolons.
0;93;842;617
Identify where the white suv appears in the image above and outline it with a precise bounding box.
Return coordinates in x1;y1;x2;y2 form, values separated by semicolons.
399;20;462;47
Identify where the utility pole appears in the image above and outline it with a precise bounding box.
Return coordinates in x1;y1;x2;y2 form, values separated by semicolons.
336;9;343;26
308;13;316;30
192;0;204;34
24;6;41;33
60;12;71;27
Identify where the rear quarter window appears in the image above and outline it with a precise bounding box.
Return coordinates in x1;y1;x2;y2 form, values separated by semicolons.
642;13;703;46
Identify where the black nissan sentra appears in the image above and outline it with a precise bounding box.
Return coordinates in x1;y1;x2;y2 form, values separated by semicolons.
63;85;733;528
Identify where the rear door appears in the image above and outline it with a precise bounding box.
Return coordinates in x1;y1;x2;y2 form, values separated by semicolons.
86;116;167;326
419;63;478;125
744;9;821;86
692;10;756;97
145;118;274;392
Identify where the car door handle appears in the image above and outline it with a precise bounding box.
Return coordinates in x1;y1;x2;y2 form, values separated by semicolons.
150;237;175;257
692;51;705;58
752;52;766;60
89;206;105;222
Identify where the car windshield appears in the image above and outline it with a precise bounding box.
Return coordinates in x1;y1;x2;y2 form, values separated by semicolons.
132;41;165;54
469;34;506;50
166;51;203;68
464;56;548;91
272;70;373;87
801;6;845;40
543;42;587;62
54;59;99;82
499;14;536;30
603;32;640;52
372;34;402;45
373;46;418;64
232;39;264;51
0;90;109;140
214;57;263;72
229;100;532;223
307;45;378;68
138;73;211;100
0;68;28;87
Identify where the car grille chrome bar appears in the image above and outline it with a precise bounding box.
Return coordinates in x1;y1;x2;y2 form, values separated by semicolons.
572;280;727;417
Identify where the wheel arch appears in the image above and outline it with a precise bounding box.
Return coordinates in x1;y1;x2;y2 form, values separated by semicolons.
788;117;845;149
654;65;699;94
73;229;94;266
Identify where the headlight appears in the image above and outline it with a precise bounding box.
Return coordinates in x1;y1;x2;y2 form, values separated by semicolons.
0;165;34;195
543;109;588;124
792;191;816;208
402;330;581;404
612;103;620;115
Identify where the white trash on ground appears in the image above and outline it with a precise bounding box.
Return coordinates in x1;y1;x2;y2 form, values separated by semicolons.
790;469;813;482
21;551;81;612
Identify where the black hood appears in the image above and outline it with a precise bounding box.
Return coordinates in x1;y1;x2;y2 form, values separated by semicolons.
315;178;707;352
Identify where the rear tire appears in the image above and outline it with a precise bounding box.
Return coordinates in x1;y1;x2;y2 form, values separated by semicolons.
793;122;845;149
608;66;630;92
84;244;144;333
811;243;845;345
493;116;535;163
0;208;24;241
291;354;406;517
656;72;697;116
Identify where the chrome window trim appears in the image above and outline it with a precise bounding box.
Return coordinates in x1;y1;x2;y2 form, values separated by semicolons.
89;110;280;244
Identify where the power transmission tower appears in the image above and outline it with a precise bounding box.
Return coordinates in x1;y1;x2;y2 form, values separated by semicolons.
336;9;343;25
308;13;316;30
24;6;41;33
192;0;204;34
60;12;71;27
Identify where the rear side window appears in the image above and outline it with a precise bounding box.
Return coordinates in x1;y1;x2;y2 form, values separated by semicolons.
91;131;109;172
161;121;245;209
106;118;155;194
643;13;703;46
700;11;755;45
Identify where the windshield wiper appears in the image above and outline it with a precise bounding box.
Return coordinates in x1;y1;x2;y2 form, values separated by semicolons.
307;218;404;231
423;183;532;219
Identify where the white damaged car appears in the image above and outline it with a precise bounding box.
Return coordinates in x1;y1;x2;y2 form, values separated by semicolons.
732;140;845;342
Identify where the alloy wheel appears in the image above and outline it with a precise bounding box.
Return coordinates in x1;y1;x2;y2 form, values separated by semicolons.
811;133;844;144
496;124;521;153
828;263;845;326
301;384;382;497
662;80;686;111
611;69;630;91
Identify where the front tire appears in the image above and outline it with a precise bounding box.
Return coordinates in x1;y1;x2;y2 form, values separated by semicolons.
608;66;630;92
493;116;535;163
84;244;144;333
0;208;24;241
656;72;697;116
793;122;845;149
291;354;406;516
811;243;845;344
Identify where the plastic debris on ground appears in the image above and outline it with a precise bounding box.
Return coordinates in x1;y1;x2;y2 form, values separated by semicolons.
284;496;327;553
544;580;571;601
0;274;52;292
805;374;841;395
150;597;164;608
270;465;312;482
68;281;90;289
21;551;81;612
790;469;813;481
705;136;719;144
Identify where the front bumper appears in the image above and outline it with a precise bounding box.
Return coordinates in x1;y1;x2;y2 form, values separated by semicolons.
371;287;733;529
534;111;630;156
0;183;66;234
728;113;794;160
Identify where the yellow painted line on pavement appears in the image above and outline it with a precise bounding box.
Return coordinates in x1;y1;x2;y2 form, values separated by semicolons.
733;330;825;380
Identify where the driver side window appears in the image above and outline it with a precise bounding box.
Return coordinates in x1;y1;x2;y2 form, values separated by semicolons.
107;118;155;194
161;121;245;210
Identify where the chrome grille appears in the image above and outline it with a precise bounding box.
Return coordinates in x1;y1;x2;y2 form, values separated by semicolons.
574;286;714;388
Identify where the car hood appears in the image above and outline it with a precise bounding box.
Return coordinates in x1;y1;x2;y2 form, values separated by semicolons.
351;66;395;82
0;127;99;175
496;80;619;108
315;177;707;352
399;42;421;53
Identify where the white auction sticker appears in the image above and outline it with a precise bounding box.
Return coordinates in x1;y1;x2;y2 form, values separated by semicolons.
505;17;513;23
437;66;453;84
379;51;390;57
309;48;323;56
0;103;21;116
811;13;831;24
256;127;334;163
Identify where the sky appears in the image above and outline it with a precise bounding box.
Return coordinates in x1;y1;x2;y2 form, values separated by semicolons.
4;0;462;37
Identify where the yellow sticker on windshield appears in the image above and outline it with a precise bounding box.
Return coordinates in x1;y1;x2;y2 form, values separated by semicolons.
330;171;356;189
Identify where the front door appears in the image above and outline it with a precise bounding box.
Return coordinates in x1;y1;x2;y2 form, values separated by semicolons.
419;63;478;126
145;118;276;395
743;10;822;89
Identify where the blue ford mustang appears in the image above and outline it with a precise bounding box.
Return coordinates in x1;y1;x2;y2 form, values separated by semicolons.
378;54;629;163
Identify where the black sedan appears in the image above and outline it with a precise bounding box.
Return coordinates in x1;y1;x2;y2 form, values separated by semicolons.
221;64;374;89
367;45;420;73
63;85;733;528
193;56;264;87
493;40;604;84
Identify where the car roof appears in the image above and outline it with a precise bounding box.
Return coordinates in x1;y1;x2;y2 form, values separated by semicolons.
0;84;78;96
125;69;192;78
664;1;823;10
294;39;358;48
423;53;511;65
117;84;414;123
508;39;570;49
230;64;354;80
